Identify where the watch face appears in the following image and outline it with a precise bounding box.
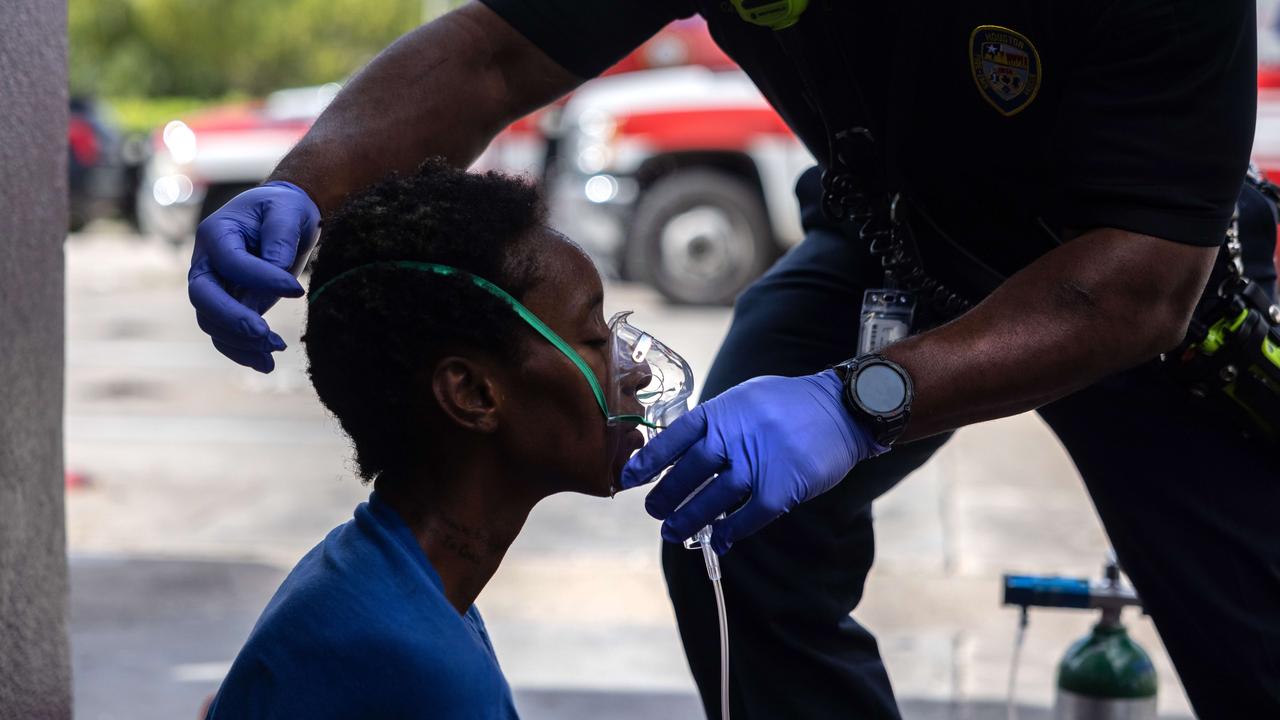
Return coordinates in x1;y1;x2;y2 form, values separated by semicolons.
855;364;907;414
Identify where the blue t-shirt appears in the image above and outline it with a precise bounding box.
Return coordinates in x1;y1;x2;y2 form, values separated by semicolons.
207;492;519;719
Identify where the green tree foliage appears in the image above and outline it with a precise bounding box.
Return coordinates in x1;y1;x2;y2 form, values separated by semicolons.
70;0;449;98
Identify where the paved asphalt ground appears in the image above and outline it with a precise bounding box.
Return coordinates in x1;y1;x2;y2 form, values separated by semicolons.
64;229;1193;719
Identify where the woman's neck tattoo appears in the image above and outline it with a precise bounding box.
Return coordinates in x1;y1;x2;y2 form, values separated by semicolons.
426;516;503;565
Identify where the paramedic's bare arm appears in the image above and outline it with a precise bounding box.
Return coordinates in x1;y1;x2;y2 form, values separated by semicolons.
269;2;582;214
887;228;1217;442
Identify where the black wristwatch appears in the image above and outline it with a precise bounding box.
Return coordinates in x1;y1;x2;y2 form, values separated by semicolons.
833;354;914;447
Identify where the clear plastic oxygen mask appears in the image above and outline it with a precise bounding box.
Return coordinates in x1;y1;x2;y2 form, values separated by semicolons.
601;311;695;496
606;311;694;436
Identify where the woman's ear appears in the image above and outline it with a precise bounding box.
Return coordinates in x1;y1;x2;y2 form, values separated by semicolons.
431;356;503;433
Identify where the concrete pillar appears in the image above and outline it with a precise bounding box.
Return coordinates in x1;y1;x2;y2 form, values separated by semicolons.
0;0;72;717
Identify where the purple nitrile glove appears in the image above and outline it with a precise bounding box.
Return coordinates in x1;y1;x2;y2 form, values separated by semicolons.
187;181;319;373
620;369;887;555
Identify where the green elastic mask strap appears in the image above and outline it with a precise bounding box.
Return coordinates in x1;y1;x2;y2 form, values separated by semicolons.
308;260;651;427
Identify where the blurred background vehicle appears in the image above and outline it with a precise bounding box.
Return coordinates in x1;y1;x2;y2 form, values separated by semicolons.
136;84;339;245
68;97;131;232
542;65;811;306
1252;0;1280;179
1253;0;1280;276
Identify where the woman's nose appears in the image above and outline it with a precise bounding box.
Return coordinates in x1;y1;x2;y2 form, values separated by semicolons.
627;363;653;395
615;362;652;414
627;363;650;392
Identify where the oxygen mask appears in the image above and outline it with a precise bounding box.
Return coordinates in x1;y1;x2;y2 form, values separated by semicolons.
598;310;693;494
605;311;695;437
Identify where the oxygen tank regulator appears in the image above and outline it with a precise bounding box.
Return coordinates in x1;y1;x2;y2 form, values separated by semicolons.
1003;554;1158;720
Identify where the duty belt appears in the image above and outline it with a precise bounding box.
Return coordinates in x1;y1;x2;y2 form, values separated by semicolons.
1161;167;1280;442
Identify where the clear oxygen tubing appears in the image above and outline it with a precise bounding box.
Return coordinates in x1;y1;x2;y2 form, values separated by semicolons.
689;524;729;720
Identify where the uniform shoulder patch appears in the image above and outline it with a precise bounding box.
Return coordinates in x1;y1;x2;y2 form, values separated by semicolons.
969;25;1041;117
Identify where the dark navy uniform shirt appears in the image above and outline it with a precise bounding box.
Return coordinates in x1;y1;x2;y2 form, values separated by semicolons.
481;0;1256;277
206;493;519;719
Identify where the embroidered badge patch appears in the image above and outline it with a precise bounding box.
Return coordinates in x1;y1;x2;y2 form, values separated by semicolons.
970;25;1041;117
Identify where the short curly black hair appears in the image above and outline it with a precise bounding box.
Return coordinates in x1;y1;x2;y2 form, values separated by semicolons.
303;159;547;482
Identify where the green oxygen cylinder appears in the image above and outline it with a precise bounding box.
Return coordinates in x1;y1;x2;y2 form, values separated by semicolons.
1054;619;1158;720
1003;555;1158;720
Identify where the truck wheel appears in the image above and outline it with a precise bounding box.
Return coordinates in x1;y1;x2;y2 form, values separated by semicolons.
627;170;775;305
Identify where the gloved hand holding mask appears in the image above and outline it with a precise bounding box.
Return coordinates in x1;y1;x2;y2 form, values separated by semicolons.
621;370;886;555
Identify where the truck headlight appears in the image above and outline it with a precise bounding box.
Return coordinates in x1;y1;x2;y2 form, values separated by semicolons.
152;174;194;206
577;143;615;174
584;174;620;204
162;120;198;165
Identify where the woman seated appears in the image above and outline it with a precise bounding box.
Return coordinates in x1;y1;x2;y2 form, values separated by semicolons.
205;160;685;718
